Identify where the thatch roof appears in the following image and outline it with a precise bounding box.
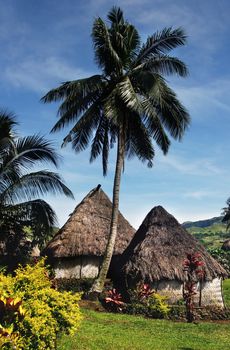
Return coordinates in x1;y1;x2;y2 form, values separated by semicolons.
121;206;227;282
221;239;230;251
44;186;135;257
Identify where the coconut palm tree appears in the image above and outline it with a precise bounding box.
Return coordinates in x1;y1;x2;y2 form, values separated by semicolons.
42;7;190;292
0;110;74;255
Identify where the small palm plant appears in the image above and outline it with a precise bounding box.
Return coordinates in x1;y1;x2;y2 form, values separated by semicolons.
0;110;74;256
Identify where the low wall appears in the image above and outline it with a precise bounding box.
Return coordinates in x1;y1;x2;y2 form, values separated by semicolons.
152;278;224;307
52;256;101;279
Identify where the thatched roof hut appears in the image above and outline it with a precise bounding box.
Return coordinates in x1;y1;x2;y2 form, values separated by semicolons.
120;206;227;306
221;239;230;251
44;185;135;279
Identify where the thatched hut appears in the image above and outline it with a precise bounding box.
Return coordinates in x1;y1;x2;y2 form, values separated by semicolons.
120;206;227;307
44;186;135;279
221;239;230;251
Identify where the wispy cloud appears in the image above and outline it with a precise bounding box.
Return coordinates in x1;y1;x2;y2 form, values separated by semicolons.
158;154;221;176
183;190;217;200
174;79;230;117
4;56;93;93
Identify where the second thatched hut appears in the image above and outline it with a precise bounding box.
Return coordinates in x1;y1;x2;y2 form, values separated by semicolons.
120;206;227;307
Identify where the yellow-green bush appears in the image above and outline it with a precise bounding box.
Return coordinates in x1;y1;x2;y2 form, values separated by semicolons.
124;284;170;319
0;259;82;349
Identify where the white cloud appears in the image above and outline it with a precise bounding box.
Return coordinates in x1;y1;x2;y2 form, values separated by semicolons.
174;79;230;117
158;154;221;176
183;190;216;200
4;56;93;93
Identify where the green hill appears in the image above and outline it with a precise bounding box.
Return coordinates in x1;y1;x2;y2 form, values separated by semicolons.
182;218;229;249
183;216;223;229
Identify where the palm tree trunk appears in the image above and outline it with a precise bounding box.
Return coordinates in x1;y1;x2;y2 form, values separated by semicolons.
91;129;125;293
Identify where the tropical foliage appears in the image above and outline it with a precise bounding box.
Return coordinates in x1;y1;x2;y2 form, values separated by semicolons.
42;6;190;292
0;110;73;257
222;198;230;230
0;259;82;349
183;253;205;322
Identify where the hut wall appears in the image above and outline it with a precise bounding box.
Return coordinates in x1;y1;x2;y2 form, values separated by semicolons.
198;277;224;307
152;278;224;307
53;256;101;279
153;280;183;303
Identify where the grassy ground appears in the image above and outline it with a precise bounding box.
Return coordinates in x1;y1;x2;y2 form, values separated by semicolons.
58;309;230;350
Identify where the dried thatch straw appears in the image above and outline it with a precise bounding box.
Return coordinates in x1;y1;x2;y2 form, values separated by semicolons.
222;239;230;251
121;206;227;282
44;186;135;257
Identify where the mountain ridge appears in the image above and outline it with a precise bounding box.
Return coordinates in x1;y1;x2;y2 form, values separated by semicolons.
182;216;224;229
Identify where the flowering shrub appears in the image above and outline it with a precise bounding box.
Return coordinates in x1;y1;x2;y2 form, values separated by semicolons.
104;289;125;312
0;296;26;349
125;283;170;319
137;283;155;301
0;259;82;349
183;253;205;322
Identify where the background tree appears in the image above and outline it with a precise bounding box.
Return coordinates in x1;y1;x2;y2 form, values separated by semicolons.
222;198;230;230
42;7;190;293
0;110;74;257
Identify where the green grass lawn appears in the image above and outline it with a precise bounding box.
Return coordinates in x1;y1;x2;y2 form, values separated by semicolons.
58;309;230;350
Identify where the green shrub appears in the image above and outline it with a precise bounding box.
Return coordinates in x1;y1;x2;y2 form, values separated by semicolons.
125;292;170;319
0;259;82;349
55;277;94;293
208;248;230;275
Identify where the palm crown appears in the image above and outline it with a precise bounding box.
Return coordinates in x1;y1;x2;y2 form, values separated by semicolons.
42;7;190;175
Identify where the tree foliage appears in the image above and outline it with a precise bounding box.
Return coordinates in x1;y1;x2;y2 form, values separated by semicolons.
0;110;73;257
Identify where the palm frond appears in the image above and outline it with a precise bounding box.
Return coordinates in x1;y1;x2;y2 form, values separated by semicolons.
148;76;190;140
0;110;18;154
41;75;104;103
90;117;111;175
107;6;124;25
142;99;171;154
1;171;74;205
62;103;101;152
134;27;187;66
4;135;60;169
118;76;142;112
136;55;188;77
92;17;123;75
125;113;155;166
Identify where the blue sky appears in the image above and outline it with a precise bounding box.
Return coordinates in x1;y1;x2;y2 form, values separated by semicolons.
0;0;230;228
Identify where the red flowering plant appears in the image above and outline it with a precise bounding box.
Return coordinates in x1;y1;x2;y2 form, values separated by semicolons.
0;295;26;348
183;253;205;322
104;289;125;312
137;283;155;302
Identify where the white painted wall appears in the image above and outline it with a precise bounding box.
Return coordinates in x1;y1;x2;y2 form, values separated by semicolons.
152;278;224;307
53;257;101;279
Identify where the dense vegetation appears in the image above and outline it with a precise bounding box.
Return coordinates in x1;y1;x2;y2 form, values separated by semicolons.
0;259;82;349
185;221;228;249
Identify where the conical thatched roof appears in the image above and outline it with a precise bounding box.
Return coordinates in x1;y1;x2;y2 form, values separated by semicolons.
121;206;227;282
44;186;135;257
221;239;230;251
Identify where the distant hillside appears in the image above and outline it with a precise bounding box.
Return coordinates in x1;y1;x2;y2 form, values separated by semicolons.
182;217;229;249
182;216;223;229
